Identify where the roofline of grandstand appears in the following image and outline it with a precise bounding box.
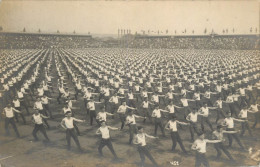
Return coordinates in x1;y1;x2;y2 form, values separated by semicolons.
0;31;92;38
134;34;259;39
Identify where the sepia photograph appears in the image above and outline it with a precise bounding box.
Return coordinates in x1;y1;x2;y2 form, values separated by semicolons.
0;0;259;167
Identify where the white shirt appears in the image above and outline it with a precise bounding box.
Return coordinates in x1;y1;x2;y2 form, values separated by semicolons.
152;109;161;118
99;126;110;139
4;107;15;118
152;95;159;103
35;101;43;110
181;99;188;107
13;100;20;107
136;133;147;146
167;105;175;113
97;112;107;121
188;112;198;123
224;118;234;128
168;120;177;132
62;117;76;129
128;93;134;100
239;109;248;118
126;115;136;124
17;92;24;98
142;101;149;108
194;139;208;153
110;96;119;104
117;105;127;114
33;114;43;124
87;101;95;110
200;107;209;117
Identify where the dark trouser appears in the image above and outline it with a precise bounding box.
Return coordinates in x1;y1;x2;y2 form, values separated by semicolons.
240;96;248;107
142;108;151;123
204;98;213;107
119;113;126;130
127;99;136;108
129;124;137;144
228;103;237;117
195;152;209;167
214;142;233;160
110;103;118;118
98;138;117;158
32;124;49;141
14;107;26;124
90;110;97;126
201;117;213;132
66;128;81;150
240;119;252;136
226;128;244;149
5;117;20;137
190;122;199;141
252;112;259;128
74;122;80;135
154;118;165;136
138;145;158;167
195;100;202;109
57;92;62;104
20;99;29;115
171;132;187;153
104;96;110;110
43;104;52;118
216;108;225;123
39;110;50;128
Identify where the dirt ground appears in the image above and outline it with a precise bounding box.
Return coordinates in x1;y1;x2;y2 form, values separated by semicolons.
0;50;259;167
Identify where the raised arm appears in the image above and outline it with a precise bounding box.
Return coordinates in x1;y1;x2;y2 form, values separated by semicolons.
108;126;119;130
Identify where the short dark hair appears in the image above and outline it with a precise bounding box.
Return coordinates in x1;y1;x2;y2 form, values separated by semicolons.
137;126;143;131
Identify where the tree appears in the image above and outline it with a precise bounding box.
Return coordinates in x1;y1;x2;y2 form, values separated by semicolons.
73;30;76;34
204;28;207;34
57;30;60;33
175;30;177;35
23;27;26;32
38;29;41;33
192;30;194;34
223;29;225;34
0;26;3;31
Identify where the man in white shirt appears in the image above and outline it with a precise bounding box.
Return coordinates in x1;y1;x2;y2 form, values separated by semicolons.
165;114;189;154
133;126;159;167
87;97;103;126
191;132;221;167
186;109;201;142
32;109;50;141
60;112;85;152
125;110;145;144
223;112;245;149
151;105;168;137
13;96;26;124
96;121;119;159
3;104;21;137
117;102;136;130
249;104;259;128
238;105;253;137
96;106;114;125
214;97;225;123
212;125;236;161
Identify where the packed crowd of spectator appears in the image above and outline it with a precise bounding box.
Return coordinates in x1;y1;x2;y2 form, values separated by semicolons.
0;32;259;50
129;36;259;50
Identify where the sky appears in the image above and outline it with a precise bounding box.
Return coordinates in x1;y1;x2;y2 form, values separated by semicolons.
0;0;259;35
